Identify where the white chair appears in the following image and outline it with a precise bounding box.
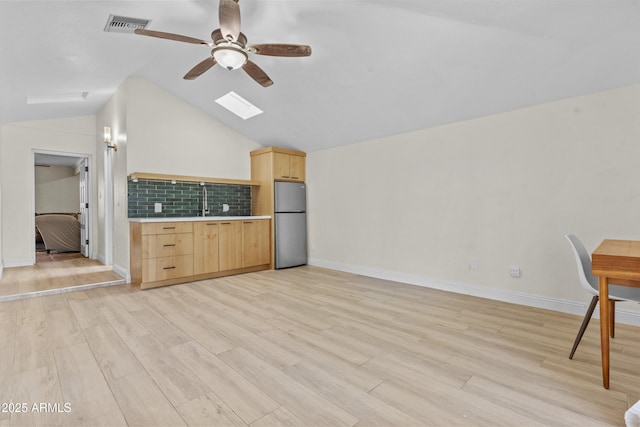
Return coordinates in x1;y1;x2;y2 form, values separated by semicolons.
565;234;640;359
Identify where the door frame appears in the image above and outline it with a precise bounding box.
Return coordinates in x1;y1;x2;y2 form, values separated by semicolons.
103;146;114;265
32;149;94;262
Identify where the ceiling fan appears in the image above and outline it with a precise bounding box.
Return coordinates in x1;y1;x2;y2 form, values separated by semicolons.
134;0;312;87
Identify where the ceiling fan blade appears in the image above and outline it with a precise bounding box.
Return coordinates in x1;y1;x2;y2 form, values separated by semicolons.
242;61;273;87
184;57;217;80
134;29;210;45
249;44;312;57
219;0;241;41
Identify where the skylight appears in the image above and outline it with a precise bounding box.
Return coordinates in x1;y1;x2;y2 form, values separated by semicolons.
215;91;263;120
27;92;89;105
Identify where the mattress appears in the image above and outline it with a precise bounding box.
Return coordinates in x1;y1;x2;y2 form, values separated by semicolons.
35;214;81;252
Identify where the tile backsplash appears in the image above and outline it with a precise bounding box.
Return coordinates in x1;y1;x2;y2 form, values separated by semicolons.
128;179;252;218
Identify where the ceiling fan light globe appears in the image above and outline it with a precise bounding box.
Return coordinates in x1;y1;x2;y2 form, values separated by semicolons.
213;47;247;70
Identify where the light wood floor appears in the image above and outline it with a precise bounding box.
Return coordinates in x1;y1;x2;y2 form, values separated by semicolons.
0;265;638;426
0;258;125;301
35;251;85;264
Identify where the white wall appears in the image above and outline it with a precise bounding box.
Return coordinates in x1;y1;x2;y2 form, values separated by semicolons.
35;165;80;213
0;117;97;267
307;84;640;320
96;77;263;278
126;77;262;178
0;127;3;278
96;77;128;272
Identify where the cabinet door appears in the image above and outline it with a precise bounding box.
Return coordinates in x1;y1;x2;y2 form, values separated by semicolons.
242;220;270;267
288;155;305;182
193;222;219;275
273;152;291;179
219;221;242;271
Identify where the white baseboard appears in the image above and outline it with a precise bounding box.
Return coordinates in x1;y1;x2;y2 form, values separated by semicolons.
308;258;640;327
96;253;106;265
0;260;3;279
3;258;34;268
112;263;131;284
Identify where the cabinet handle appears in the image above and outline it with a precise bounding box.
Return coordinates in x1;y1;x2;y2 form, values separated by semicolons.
221;222;231;225
163;266;176;270
291;176;299;179
244;221;253;224
162;227;176;230
163;244;176;247
206;223;217;226
282;176;290;178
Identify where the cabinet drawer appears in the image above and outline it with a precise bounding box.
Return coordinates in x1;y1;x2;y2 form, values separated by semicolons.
142;255;193;282
142;233;193;259
142;222;193;235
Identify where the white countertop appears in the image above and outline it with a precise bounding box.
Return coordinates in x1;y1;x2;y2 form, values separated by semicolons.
128;215;271;223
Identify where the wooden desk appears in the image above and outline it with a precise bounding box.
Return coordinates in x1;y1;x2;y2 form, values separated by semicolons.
591;239;640;389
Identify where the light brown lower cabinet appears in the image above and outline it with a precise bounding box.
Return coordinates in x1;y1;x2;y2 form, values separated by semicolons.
193;222;219;275
218;220;271;270
219;221;243;271
131;218;271;289
242;220;270;267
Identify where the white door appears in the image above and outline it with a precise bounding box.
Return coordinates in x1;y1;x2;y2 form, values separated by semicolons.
79;157;89;257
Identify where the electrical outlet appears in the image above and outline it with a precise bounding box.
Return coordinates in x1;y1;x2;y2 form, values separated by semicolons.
509;266;521;278
154;202;162;213
222;204;229;212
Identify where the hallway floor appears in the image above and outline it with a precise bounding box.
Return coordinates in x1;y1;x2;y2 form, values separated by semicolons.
0;257;125;301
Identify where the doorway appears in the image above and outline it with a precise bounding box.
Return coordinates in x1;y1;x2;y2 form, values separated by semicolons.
0;151;125;301
34;151;91;263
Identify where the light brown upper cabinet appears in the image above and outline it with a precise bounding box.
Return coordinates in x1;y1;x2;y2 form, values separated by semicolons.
253;147;306;184
250;146;306;216
273;151;306;182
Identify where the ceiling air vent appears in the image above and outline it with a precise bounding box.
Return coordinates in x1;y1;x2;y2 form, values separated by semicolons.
104;15;151;34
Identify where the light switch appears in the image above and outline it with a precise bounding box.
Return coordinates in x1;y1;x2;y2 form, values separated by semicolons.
154;202;162;213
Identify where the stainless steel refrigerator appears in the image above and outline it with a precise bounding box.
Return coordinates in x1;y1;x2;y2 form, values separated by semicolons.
274;182;307;269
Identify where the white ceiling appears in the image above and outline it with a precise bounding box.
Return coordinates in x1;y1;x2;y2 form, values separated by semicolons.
3;1;640;153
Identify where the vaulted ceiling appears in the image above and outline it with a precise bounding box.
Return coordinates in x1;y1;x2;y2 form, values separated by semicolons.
2;1;640;153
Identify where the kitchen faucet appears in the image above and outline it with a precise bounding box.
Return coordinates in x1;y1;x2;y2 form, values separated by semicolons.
201;185;209;216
